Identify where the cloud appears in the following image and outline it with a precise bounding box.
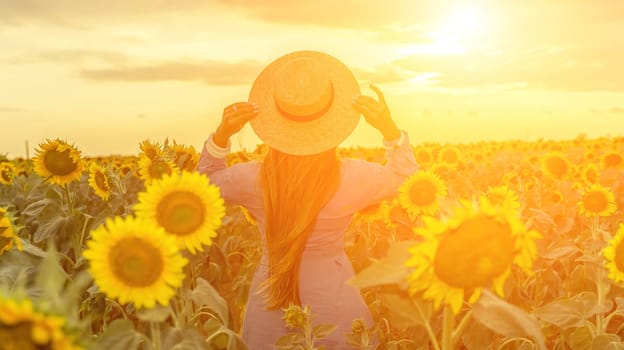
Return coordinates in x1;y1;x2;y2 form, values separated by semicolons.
0;106;25;113
9;49;129;65
609;107;624;114
351;63;417;84
80;59;264;85
394;46;624;92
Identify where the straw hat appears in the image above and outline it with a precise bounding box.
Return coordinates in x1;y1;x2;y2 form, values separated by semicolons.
249;51;361;155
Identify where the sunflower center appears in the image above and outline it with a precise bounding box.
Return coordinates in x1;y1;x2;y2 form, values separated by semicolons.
1;168;11;182
433;214;515;289
604;153;623;167
583;191;608;213
440;150;459;164
43;149;77;176
545;156;568;177
0;322;49;349
614;240;624;273
416;150;432;164
94;171;109;191
149;160;172;179
156;191;205;235
108;237;164;287
408;179;437;206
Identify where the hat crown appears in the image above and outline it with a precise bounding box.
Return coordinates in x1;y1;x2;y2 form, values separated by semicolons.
273;57;333;122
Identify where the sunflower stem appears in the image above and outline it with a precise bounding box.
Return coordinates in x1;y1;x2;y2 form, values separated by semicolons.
151;321;162;350
63;183;74;214
451;310;472;345
592;215;607;335
441;305;456;350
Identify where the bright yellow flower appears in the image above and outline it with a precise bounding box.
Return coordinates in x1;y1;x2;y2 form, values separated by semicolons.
405;197;540;314
139;139;162;160
173;143;199;172
137;156;177;184
581;163;599;185
601;151;623;169
134;171;225;254
541;152;570;180
398;170;447;219
437;145;462;167
87;163;112;200
83;216;188;308
605;224;624;287
484;185;520;211
33;139;83;185
0;297;82;349
0;207;22;255
0;162;16;185
578;184;617;217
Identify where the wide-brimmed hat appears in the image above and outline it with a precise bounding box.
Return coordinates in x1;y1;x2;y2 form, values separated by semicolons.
249;51;361;155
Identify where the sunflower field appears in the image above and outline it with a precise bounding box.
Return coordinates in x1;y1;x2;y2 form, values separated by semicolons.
1;135;624;350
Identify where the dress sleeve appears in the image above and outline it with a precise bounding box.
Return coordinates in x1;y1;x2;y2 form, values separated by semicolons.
333;131;418;214
197;134;261;206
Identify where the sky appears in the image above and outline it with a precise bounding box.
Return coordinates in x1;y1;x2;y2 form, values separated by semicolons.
1;0;623;158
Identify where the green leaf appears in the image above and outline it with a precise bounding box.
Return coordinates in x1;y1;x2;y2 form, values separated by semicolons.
347;240;417;289
313;324;337;339
592;334;624;350
567;326;592;350
33;215;67;243
378;292;432;329
136;305;171;323
533;291;611;329
21;198;56;217
190;277;229;325
35;242;68;304
163;326;210;350
92;319;145;350
472;289;546;350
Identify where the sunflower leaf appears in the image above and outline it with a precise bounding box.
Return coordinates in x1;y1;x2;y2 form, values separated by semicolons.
347;240;417;289
472;289;546;350
190;277;229;326
92;319;145;350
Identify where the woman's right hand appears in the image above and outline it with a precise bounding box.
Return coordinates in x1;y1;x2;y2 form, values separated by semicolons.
213;102;259;148
352;84;401;141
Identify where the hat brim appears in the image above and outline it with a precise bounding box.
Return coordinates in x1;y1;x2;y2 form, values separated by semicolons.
249;51;361;155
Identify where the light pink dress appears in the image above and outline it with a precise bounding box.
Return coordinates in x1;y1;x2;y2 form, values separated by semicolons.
198;132;418;349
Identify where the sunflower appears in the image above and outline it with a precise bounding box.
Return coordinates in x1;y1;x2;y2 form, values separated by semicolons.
484;185;520;211
405;197;540;314
0;207;22;255
83;216;188;308
578;184;617;217
137;155;177;184
437;145;462;167
0;162;16;185
139;140;162;160
398;170;447;219
240;206;258;226
134;171;225;254
87;163;112;200
173;143;199;172
604;224;624;286
413;147;434;166
33;139;83;186
0;297;81;349
581;163;599;185
541;152;570;180
601;151;623;169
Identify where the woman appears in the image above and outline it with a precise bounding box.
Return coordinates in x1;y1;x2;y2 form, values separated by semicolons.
198;51;418;349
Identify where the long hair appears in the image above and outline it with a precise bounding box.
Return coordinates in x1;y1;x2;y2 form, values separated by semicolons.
259;147;341;309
